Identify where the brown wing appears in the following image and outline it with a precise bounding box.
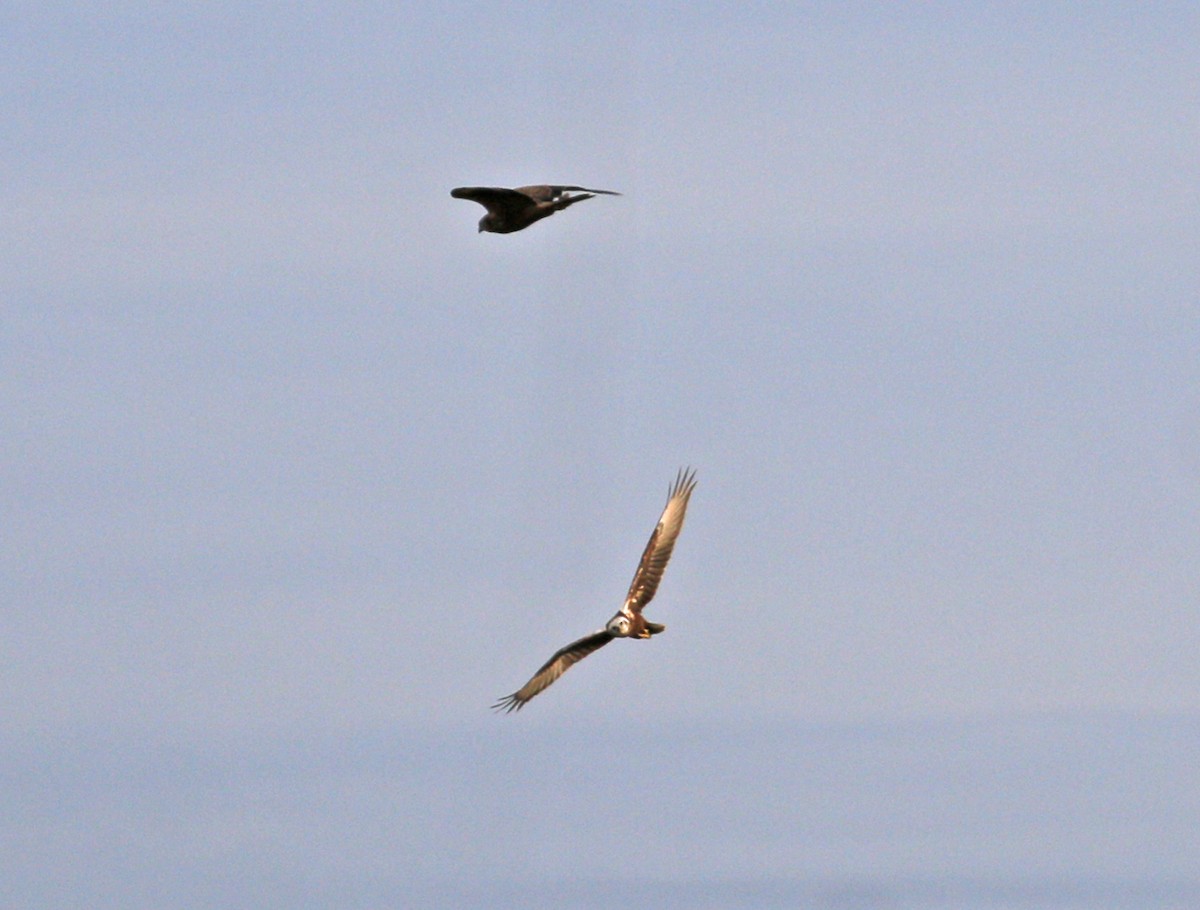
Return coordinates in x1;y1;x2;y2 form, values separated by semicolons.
450;186;536;217
622;467;697;616
492;629;614;713
514;184;622;202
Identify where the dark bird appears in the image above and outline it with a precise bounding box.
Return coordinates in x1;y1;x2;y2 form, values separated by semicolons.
451;184;620;234
493;468;697;713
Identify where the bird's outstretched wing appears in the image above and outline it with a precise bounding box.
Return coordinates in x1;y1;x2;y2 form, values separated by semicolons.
450;186;535;217
514;185;622;202
493;629;615;713
622;467;697;616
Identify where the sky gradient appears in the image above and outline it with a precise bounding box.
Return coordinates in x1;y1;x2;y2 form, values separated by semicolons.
3;3;1198;907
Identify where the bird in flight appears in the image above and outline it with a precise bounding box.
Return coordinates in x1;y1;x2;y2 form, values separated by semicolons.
451;184;620;234
493;468;697;713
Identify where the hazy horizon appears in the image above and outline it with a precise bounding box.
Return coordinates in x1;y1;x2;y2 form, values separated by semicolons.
6;713;1197;908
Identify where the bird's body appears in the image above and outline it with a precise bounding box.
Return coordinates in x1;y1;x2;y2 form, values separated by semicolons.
451;184;620;234
493;468;696;712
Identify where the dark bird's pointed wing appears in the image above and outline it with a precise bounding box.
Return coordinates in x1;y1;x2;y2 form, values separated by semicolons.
514;184;622;202
450;186;536;217
492;629;615;713
622;467;697;616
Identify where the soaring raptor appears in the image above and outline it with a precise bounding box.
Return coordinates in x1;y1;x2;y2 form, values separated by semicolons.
493;468;697;713
451;184;620;234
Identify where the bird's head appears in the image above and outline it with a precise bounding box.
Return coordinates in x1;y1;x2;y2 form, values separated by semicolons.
606;614;632;637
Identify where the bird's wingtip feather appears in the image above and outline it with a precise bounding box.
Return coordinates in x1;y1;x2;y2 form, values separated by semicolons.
491;694;523;714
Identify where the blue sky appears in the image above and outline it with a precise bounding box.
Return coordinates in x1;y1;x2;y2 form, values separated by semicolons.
3;3;1199;906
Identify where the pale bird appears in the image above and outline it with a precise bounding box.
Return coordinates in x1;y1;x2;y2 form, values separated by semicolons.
493;468;697;712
